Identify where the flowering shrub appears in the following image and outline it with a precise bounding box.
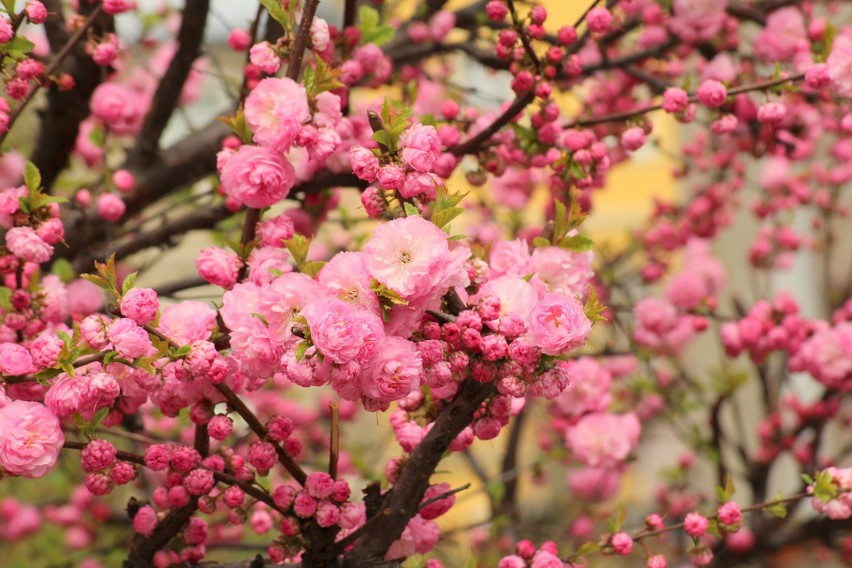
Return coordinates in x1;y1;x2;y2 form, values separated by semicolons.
0;1;850;567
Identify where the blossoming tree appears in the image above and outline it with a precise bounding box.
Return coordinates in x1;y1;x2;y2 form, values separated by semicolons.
0;0;850;566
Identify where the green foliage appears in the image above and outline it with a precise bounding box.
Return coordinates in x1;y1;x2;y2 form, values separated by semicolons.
716;475;736;502
305;59;344;97
584;287;607;323
431;186;466;232
765;492;788;518
18;162;67;214
358;6;395;46
259;0;290;30
283;234;311;271
219;107;253;145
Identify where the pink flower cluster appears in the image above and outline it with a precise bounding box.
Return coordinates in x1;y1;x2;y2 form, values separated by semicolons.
809;467;852;519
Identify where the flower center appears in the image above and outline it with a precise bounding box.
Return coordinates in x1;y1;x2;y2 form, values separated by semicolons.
399;251;412;264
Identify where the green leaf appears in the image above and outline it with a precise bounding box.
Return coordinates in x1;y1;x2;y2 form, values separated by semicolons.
558;234;594;252
607;506;627;533
2;35;35;60
403;201;420;217
79;274;110;290
0;286;11;310
283;235;311;271
0;0;15;14
301;260;327;278
51;258;75;283
532;237;551;248
584;287;607;323
812;470;839;503
716;475;736;503
765;492;787;518
259;0;290;28
295;339;310;362
23;161;41;193
358;6;395;46
121;271;138;295
218;107;253;145
484;480;505;503
574;541;601;558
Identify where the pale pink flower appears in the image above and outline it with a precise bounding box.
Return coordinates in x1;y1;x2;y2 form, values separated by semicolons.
244;77;310;153
301;298;380;364
249;42;280;74
827;35;852;97
565;412;641;468
551;357;612;419
489;239;531;277
0;401;63;478
219;145;295;208
754;7;807;62
400;124;441;172
362;216;469;301
311;18;330;51
120;287;159;325
668;0;727;44
475;276;538;321
318;252;380;314
196;247;242;289
360;336;422;402
0;342;33;376
90;83;144;136
158;301;217;345
5;226;53;263
567;466;620;501
530;246;594;296
526;293;592;355
97;193;126;222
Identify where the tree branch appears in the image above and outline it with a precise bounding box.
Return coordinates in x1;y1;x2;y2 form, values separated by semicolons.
128;0;210;168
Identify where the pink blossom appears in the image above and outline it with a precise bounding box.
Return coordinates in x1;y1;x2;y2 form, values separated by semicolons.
6;226;53;263
565;412;641;468
311;18;330;51
25;1;48;24
120;287;159;325
196;247;243;289
662;87;689;113
107;318;153;359
684;512;709;536
228;28;251;51
567;466;620;501
103;0;134;15
318;252;380;314
611;532;633;555
30;332;64;369
249;42;280;74
0;342;33;375
489;239;531;277
668;0;727;43
0;401;63;478
90;83;144;136
133;505;158;536
350;146;380;182
360;336;422;402
400;172;439;200
754;7;807;62
244;77;310;152
219;145;295;208
305;472;335;499
827;36;852;97
301;298;377;364
400;124;441;172
97;193;126;222
552;357;612;418
621;127;646;151
530;246;594;296
526;293;592;356
428;11;455;42
718;501;742;527
696;80;727;109
158;301;217;344
585;7;612;34
362;216;469;301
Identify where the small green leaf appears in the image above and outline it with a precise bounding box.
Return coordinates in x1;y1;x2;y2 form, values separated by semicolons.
403;201;420;217
259;0;290;29
574;541;601;558
484;480;505;503
283;235;311;271
295;339;310;362
358;6;394;46
716;475;736;503
765;492;787;518
121;271;138;295
51;259;75;283
301;260;327;278
607;506;627;533
532;237;551;248
23;161;41;193
558;234;594;252
584;287;607;323
0;286;11;310
218;107;253;145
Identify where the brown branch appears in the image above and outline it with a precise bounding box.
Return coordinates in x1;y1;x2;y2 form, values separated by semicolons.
343;378;496;566
450;90;535;156
30;2;112;191
214;383;308;486
0;4;105;150
128;0;210;168
328;402;340;480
